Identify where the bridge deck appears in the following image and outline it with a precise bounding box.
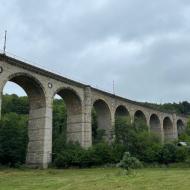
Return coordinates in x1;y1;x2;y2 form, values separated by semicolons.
0;53;187;119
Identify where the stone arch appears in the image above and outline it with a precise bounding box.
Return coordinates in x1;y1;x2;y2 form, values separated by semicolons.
134;110;147;124
177;119;185;137
115;105;130;122
53;87;83;144
149;114;161;136
1;72;51;168
163;117;173;141
1;72;46;105
92;99;112;141
115;105;130;118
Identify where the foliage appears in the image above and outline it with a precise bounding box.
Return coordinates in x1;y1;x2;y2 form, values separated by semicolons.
2;94;29;115
92;108;106;144
144;101;190;115
54;143;85;168
0;113;28;166
1;94;190;168
115;116;162;163
52;99;67;160
54;142;122;168
52;99;67;139
178;119;190;143
118;152;142;170
115;117;190;165
158;143;189;164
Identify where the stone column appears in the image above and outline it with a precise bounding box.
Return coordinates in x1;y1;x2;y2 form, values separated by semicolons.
66;112;84;146
160;118;165;144
172;113;178;140
145;113;150;132
83;86;92;148
26;97;52;169
129;109;135;124
110;98;116;143
110;111;115;143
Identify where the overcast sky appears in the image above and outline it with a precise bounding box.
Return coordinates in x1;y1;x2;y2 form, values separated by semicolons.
1;0;190;103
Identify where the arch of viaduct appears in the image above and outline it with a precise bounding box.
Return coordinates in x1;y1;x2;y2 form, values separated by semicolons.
0;54;188;168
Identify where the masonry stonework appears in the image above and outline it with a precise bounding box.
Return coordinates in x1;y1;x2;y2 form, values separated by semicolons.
0;54;188;168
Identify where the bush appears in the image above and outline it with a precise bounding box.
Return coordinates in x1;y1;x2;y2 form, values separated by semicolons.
175;146;189;162
157;143;189;164
110;143;126;163
90;143;113;165
158;143;177;164
54;143;84;168
54;142;126;168
118;152;142;170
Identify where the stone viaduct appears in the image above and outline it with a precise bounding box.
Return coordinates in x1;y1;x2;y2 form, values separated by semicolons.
0;54;188;168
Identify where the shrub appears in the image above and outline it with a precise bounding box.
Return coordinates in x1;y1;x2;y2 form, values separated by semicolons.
90;143;113;165
175;146;189;162
110;143;126;163
118;152;142;170
157;143;189;164
158;143;177;164
54;143;85;168
54;142;126;168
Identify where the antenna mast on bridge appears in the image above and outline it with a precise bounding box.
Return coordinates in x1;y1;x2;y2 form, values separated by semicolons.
113;80;115;95
3;30;7;54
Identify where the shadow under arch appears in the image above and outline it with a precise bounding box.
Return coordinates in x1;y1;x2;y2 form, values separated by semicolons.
115;105;131;124
1;72;46;107
163;117;173;142
92;99;112;143
149;114;161;136
1;72;49;167
134;110;147;125
115;105;130;119
177;119;185;137
53;87;83;144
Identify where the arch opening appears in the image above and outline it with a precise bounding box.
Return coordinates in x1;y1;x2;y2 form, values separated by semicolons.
115;105;131;127
53;88;83;148
134;110;147;129
92;99;111;144
115;105;130;120
163;117;173;141
52;94;67;159
149;114;161;136
177;119;185;137
1;73;47;167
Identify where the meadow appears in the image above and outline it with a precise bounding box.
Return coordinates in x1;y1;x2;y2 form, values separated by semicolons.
0;167;190;190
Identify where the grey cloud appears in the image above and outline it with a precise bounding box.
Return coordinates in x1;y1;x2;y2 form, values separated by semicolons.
1;0;190;103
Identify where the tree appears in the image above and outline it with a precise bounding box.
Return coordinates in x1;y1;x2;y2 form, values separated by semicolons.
0;113;28;166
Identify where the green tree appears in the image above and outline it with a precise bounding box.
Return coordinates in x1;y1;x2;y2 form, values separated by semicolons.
0;113;28;166
52;99;67;159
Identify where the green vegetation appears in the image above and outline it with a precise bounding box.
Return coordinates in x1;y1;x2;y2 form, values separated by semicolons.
2;94;190;189
0;113;28;166
0;167;190;190
1;94;190;169
143;101;190;115
118;152;142;170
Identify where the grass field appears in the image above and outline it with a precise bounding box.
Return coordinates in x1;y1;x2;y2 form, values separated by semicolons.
0;167;190;190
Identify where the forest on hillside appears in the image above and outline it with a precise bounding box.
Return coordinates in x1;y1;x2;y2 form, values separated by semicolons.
143;101;190;115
